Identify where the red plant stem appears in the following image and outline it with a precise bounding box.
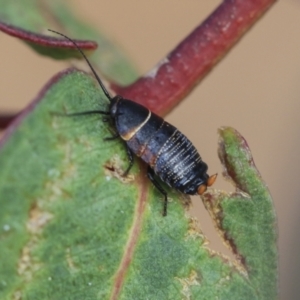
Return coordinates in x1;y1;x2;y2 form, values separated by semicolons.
112;0;277;116
0;0;276;131
0;21;97;50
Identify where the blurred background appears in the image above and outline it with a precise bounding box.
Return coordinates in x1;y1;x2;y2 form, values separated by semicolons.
0;0;299;298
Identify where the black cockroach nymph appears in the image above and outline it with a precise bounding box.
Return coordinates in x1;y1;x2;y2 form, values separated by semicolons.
49;29;217;216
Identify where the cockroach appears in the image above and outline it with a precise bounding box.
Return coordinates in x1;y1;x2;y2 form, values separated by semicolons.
49;30;217;216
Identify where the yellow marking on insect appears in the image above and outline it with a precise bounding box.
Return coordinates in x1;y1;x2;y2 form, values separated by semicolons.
121;110;151;141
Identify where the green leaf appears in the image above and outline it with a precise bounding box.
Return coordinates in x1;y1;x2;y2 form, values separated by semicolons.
0;71;277;299
0;0;137;85
202;127;278;299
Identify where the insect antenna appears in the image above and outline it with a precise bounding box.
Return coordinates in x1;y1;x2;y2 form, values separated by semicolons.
48;29;112;102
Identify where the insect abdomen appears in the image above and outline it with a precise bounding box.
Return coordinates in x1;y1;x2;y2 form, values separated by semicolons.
153;129;208;194
126;112;208;195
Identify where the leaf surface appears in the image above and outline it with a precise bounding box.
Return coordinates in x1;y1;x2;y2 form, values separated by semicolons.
0;70;277;299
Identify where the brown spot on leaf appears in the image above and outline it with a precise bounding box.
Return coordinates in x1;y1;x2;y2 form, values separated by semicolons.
66;248;78;273
176;270;201;300
12;290;22;300
16;202;52;296
178;193;192;211
185;216;208;244
202;191;248;276
104;155;134;183
27;202;53;234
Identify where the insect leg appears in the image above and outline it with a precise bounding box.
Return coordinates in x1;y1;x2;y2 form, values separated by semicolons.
64;110;110;117
103;133;120;141
147;166;168;217
123;146;134;177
